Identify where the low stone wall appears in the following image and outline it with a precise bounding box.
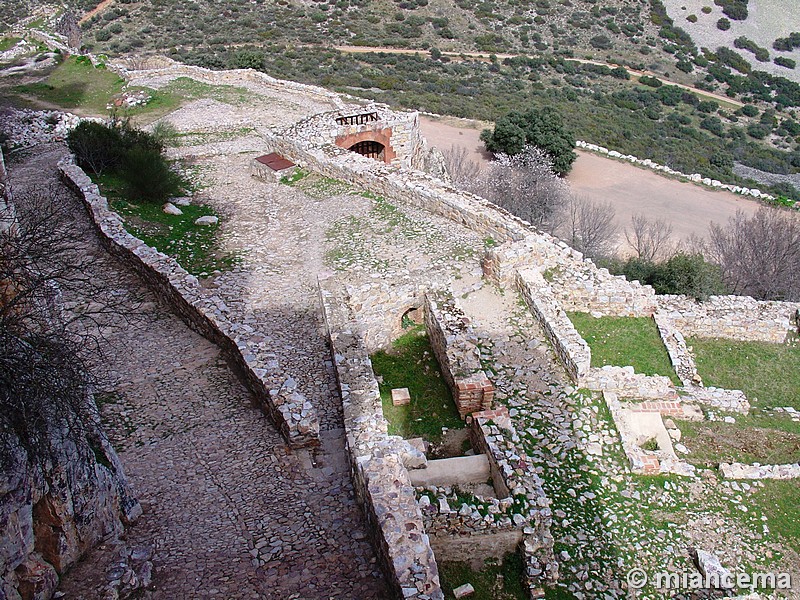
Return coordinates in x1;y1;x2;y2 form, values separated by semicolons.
682;386;750;414
653;312;700;386
583;367;678;400
657;295;800;344
424;291;494;418
59;159;320;449
603;392;696;477
470;407;558;592
319;278;443;600
575;140;782;203
515;268;591;384
720;462;800;479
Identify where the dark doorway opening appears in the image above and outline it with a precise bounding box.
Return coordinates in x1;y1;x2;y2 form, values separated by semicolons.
349;140;385;161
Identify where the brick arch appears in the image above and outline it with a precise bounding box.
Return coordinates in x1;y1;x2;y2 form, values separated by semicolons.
335;128;396;164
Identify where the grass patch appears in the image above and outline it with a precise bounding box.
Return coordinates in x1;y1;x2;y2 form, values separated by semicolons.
0;37;21;52
160;77;254;106
95;173;238;277
749;479;800;554
688;338;800;410
13;56;125;114
568;313;680;384
438;553;527;600
370;325;463;442
677;418;800;467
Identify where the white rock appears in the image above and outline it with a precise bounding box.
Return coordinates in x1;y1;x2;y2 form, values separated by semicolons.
194;215;218;226
453;583;475;598
162;202;183;216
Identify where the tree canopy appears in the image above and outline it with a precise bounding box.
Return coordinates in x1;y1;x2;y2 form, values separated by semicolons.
480;107;577;176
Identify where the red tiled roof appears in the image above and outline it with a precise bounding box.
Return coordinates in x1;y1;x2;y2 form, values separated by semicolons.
255;153;296;171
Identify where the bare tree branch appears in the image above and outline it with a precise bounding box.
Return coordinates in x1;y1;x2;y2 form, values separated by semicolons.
624;213;674;261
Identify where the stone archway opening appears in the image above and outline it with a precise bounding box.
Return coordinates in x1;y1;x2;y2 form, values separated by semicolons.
400;306;424;330
349;140;385;162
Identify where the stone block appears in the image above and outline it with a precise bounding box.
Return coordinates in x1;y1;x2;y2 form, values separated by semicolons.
392;388;411;406
453;583;475;598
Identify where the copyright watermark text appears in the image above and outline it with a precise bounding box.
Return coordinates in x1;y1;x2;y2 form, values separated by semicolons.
626;567;793;591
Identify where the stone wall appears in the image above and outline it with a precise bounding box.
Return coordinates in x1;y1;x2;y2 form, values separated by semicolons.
424;291;494;418
515;268;591;384
59;159;320;449
657;295;800;343
719;462;800;479
318;277;443;600
470;407;558;592
583;367;678;400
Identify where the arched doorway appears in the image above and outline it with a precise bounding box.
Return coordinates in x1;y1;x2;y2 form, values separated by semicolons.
349;140;385;161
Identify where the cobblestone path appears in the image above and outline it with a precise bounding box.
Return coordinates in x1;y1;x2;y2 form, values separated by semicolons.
9;146;387;599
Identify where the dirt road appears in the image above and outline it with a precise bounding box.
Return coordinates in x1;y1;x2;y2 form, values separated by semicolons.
419;116;761;244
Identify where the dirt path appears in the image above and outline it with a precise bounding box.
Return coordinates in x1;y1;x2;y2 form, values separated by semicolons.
419;116;761;244
333;45;742;107
79;0;114;25
8;145;387;599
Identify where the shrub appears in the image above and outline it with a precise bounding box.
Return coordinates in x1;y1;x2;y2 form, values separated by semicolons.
717;17;730;30
697;100;719;113
746;123;770;139
740;103;758;117
686;14;697;23
67;121;124;174
640;74;662;87
701;5;712;13
590;35;612;50
775;56;796;70
119;146;183;203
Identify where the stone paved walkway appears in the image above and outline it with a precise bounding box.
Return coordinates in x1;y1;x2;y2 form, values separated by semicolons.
8;146;387;599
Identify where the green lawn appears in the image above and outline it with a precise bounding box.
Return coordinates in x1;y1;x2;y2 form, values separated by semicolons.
749;479;800;554
13;56;125;114
677;417;800;467
688;338;800;410
370;326;463;442
0;37;21;52
438;553;527;600
568;313;679;384
95;173;238;277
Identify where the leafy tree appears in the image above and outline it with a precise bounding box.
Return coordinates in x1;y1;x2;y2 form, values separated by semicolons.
480;107;576;175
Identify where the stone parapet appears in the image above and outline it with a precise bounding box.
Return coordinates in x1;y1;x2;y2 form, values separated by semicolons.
424;291;494;418
515;268;591;384
719;462;800;479
318;278;444;600
682;386;750;414
59;159;320;449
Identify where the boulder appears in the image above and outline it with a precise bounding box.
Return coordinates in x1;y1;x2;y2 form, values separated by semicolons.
194;215;218;226
162;202;182;216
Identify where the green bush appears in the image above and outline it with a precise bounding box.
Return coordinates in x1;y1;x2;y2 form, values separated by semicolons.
775;56;796;70
717;17;730;30
67;121;125;174
607;253;727;300
480;106;576;175
119;146;183;203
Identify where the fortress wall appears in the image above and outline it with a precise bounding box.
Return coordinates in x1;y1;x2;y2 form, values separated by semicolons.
318;278;443;600
59;159;321;450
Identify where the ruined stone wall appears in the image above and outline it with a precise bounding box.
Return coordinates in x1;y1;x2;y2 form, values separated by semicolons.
515;269;591;384
59;159;320;449
657;295;800;343
469;408;558;590
424;291;494;418
318;278;443;600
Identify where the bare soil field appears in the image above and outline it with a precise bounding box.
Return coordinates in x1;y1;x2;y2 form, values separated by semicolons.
420;116;762;245
662;0;800;84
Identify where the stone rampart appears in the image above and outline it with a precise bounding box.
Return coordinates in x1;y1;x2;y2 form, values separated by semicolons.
657;295;800;343
318;278;443;600
424;291;494;418
719;462;800;480
115;58;347;110
515;268;591;384
59;159;320;449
